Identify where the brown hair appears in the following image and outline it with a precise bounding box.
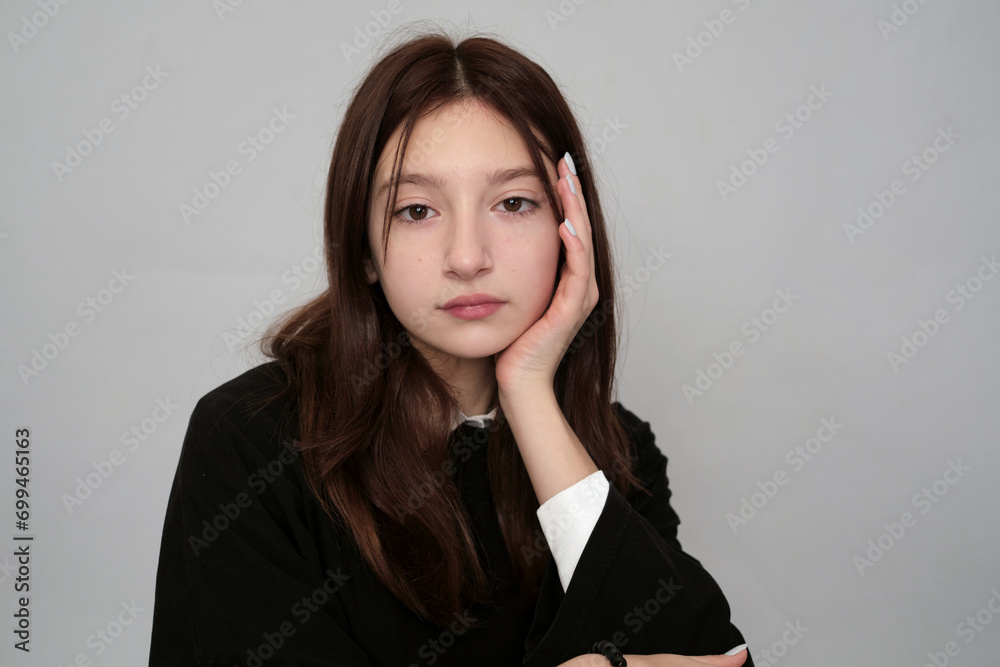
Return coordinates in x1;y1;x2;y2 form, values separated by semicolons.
261;29;643;627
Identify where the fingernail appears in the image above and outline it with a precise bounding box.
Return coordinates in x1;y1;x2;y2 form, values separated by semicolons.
564;218;577;237
566;173;577;195
564;151;577;175
724;644;747;656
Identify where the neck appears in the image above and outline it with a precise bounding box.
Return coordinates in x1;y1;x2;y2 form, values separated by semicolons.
452;359;497;416
417;344;498;416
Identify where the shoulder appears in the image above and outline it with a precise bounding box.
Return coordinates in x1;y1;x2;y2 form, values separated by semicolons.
611;401;670;487
181;361;299;470
190;361;295;431
610;401;682;544
611;401;660;463
611;402;653;440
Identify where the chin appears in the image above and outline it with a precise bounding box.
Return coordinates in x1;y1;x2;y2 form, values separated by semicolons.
441;339;509;361
418;327;519;362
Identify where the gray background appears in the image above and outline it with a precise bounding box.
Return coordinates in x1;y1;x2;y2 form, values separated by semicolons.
2;1;999;665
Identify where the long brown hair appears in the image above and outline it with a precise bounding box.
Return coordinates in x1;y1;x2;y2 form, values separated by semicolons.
261;30;643;627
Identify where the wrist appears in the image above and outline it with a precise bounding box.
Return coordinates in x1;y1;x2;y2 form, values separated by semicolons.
498;388;598;505
497;376;553;399
496;381;557;419
591;640;627;666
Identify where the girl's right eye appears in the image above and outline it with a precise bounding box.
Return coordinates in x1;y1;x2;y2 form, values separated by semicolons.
394;204;439;223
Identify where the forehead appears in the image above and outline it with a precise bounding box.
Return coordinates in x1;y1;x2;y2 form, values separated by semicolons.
374;99;533;179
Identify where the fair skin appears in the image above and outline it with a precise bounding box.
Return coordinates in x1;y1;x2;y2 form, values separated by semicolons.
365;100;747;667
560;653;747;667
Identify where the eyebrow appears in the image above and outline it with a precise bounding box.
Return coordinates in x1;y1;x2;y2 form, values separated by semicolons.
375;166;541;200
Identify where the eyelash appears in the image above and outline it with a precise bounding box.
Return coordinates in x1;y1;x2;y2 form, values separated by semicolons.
392;197;541;224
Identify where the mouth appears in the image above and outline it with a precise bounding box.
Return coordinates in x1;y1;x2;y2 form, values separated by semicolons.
440;293;504;309
440;293;506;320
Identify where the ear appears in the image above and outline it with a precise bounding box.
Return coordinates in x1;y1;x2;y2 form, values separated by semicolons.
364;249;379;284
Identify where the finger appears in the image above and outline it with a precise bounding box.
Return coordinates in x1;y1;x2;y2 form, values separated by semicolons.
554;210;592;320
558;153;598;295
557;154;591;253
689;648;748;666
558;151;590;220
554;155;596;318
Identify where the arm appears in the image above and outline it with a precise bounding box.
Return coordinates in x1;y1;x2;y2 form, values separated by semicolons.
148;382;371;666
559;649;749;667
520;403;751;666
493;154;749;665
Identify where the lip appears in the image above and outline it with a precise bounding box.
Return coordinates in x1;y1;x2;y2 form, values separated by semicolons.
440;293;504;309
440;293;505;320
442;302;504;320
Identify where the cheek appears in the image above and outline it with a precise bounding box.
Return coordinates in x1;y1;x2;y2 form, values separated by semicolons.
517;232;562;307
381;260;423;304
379;254;442;325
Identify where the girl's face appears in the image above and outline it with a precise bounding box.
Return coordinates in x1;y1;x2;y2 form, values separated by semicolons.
365;99;562;370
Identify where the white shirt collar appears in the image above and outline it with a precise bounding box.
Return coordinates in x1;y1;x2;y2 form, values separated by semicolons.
450;405;499;431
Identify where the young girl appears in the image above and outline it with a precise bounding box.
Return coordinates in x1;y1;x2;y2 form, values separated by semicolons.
150;31;752;667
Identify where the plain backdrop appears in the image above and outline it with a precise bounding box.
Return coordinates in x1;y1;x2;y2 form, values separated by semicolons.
2;1;999;665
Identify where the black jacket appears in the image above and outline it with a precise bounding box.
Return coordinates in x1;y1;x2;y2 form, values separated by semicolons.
149;362;751;666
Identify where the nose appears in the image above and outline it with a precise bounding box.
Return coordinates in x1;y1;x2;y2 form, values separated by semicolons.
443;209;492;279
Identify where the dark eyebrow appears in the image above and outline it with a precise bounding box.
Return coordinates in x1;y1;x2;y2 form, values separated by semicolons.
375;166;541;200
485;166;540;187
375;172;445;200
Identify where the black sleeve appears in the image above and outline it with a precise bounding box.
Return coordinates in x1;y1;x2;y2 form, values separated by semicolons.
523;403;752;667
148;378;371;667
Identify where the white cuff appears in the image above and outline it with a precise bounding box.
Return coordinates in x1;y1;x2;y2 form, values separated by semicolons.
536;470;610;592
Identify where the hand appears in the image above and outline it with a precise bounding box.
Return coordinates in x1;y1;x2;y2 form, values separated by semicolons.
620;650;748;667
493;152;598;393
556;647;749;667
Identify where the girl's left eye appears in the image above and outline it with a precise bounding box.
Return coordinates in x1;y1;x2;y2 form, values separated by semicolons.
496;197;539;217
